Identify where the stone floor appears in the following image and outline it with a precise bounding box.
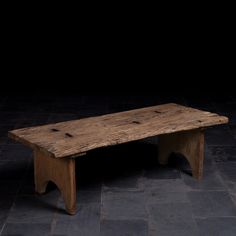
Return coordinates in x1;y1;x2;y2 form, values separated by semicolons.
0;95;236;236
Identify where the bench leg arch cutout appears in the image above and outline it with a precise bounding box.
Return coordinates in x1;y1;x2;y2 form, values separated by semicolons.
34;150;77;215
158;129;204;180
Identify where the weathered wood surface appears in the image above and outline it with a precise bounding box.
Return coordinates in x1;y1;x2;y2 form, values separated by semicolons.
9;103;228;159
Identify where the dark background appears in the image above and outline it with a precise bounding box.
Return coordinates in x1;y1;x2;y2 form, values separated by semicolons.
1;9;236;235
1;14;234;96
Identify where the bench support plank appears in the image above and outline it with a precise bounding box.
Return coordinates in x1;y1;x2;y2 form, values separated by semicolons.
158;129;204;180
34;150;76;215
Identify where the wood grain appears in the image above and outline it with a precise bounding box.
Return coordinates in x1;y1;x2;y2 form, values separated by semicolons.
34;149;76;214
159;129;204;179
9;103;228;159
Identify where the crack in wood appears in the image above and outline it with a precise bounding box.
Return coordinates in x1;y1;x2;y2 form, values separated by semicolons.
132;121;141;124
51;128;59;132
65;133;73;138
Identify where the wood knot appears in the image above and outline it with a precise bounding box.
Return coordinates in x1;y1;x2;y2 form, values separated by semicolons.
51;128;59;132
65;133;73;138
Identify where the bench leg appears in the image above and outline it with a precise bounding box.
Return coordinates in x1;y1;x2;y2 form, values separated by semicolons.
34;150;77;215
158;129;204;180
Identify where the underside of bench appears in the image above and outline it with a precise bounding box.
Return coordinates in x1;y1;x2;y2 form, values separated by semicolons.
8;103;228;214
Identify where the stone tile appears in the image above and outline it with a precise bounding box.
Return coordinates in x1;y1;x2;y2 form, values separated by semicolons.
144;163;191;200
148;202;194;220
188;191;236;217
148;202;199;236
52;203;100;236
216;163;236;192
103;170;142;190
0;220;5;235
101;219;148;236
182;168;226;191
149;219;199;236
51;235;67;236
76;174;102;192
7;191;60;223
228;182;236;194
229;192;236;206
102;189;147;220
58;189;101;208
201;146;216;168
76;189;101;206
217;163;236;182
145;190;189;205
196;217;236;236
0;195;15;232
144;164;181;179
142;179;190;192
1;223;51;236
208;146;236;162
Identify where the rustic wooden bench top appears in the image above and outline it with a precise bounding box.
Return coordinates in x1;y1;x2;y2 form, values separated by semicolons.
9;103;228;159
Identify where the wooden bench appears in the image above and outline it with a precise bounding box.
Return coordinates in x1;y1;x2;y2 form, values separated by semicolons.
8;103;228;214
